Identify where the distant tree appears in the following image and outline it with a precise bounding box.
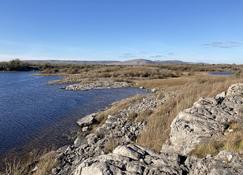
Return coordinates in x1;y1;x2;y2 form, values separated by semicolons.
0;59;34;71
8;59;22;70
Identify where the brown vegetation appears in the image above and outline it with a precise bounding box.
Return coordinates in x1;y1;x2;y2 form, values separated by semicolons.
191;122;243;158
3;63;243;174
136;75;243;152
0;150;56;175
103;139;119;154
44;63;242;85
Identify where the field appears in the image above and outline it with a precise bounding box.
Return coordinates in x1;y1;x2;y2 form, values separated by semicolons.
1;62;243;174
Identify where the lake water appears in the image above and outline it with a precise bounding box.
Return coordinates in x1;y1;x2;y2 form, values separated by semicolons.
208;71;234;76
0;72;145;155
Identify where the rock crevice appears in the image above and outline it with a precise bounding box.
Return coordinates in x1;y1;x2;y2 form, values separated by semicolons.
52;84;243;175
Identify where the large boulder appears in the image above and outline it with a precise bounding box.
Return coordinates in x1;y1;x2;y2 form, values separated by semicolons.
162;83;243;155
77;113;96;127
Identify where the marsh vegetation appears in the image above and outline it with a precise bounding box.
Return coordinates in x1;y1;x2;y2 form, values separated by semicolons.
1;61;243;174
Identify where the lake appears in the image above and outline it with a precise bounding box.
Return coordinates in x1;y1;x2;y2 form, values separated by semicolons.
208;71;234;76
0;72;145;155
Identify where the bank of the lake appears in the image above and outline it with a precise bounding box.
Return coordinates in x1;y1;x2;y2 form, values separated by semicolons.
0;72;145;157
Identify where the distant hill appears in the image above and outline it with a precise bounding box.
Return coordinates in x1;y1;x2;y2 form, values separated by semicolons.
24;59;191;65
113;59;155;65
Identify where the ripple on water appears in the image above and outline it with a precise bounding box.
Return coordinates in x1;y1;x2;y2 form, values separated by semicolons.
0;72;145;155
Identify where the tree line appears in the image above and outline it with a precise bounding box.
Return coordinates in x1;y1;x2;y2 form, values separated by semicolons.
0;59;38;71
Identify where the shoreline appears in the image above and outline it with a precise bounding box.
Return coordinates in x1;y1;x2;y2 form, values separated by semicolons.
0;78;148;171
48;84;243;175
1;66;243;174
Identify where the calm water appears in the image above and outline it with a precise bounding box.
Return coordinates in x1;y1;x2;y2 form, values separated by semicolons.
0;72;145;155
208;71;234;76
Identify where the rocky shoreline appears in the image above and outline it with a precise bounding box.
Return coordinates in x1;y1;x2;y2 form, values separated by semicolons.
49;84;243;175
65;78;131;91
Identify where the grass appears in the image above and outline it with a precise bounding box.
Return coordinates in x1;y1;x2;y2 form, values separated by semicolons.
0;150;57;175
3;63;243;173
50;65;182;84
136;75;243;152
103;139;119;154
44;63;242;85
191;122;243;158
32;151;57;175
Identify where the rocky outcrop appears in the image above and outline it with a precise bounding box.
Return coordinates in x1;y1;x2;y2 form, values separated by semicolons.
73;144;189;175
188;151;243;175
52;84;243;175
65;79;130;91
52;93;168;174
162;83;243;155
72;144;243;175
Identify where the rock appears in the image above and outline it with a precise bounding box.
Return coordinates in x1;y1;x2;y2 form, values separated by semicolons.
77;114;96;127
30;166;38;173
86;133;98;145
65;78;130;91
187;151;243;175
79;164;104;175
72;144;188;175
82;126;89;132
52;93;168;175
74;136;82;147
52;84;243;175
215;91;226;103
227;83;243;96
162;84;243;155
151;88;158;93
216;151;233;162
113;145;144;160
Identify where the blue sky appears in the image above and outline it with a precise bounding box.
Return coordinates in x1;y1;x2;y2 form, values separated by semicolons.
0;0;243;63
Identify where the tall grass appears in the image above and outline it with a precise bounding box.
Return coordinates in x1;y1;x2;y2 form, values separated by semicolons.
137;75;243;152
0;150;56;175
191;122;243;157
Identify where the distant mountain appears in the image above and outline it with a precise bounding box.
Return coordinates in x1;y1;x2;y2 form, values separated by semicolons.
156;60;191;64
24;59;191;65
112;59;155;65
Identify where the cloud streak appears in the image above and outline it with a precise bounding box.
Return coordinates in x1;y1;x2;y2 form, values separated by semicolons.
203;41;242;48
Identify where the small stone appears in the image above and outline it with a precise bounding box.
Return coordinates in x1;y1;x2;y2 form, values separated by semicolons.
30;166;38;173
151;88;158;93
228;129;234;133
82;126;89;132
113;145;142;160
74;136;82;147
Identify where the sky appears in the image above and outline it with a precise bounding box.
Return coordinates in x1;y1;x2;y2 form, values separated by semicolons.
0;0;243;63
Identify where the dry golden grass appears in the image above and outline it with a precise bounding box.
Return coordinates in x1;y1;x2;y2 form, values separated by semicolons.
134;77;190;89
191;122;243;157
190;141;224;158
0;150;57;175
103;139;119;154
2;159;28;175
2;65;242;174
137;75;243;152
32;151;57;175
52;65;182;84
